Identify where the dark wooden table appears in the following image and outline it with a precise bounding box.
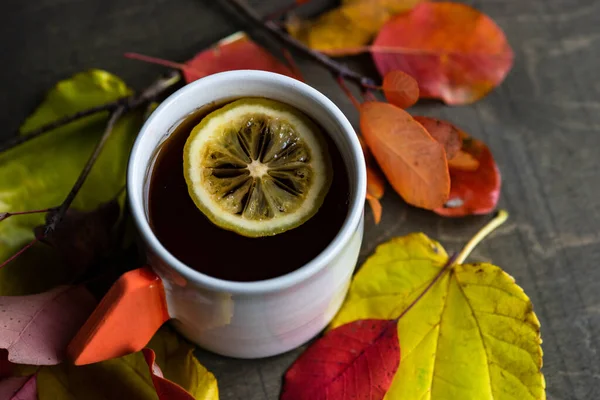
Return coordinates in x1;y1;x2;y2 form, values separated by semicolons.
3;0;599;399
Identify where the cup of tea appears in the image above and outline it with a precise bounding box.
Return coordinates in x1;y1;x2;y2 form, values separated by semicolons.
67;70;367;364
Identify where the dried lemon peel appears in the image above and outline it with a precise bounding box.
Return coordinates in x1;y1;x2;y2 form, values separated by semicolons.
184;98;333;237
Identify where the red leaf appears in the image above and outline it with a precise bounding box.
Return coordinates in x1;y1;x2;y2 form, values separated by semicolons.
0;375;37;400
142;348;195;400
281;319;400;400
434;130;501;217
382;70;419;109
413;116;461;160
183;32;300;83
372;2;514;105
0;286;96;365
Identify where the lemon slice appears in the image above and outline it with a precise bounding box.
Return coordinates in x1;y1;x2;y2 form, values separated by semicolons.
183;98;333;237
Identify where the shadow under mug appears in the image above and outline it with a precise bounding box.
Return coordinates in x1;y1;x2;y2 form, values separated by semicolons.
67;71;367;365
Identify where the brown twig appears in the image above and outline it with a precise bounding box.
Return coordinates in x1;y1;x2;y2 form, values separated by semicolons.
0;70;180;154
43;71;180;237
223;0;377;88
0;71;180;268
1;97;130;153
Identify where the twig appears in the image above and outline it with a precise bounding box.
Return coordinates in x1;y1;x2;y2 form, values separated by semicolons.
336;76;361;110
0;238;39;269
223;0;377;88
1;97;130;153
0;70;180;154
0;208;56;222
0;72;180;268
43;106;126;236
42;71;180;237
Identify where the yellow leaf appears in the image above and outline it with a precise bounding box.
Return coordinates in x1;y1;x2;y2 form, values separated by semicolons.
148;327;219;400
37;327;219;400
287;0;421;55
288;10;372;53
331;232;545;400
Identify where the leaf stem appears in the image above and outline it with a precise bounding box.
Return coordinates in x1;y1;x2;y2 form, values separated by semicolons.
454;210;509;265
336;76;361;110
396;254;457;320
0;238;39;269
223;0;377;88
396;210;509;320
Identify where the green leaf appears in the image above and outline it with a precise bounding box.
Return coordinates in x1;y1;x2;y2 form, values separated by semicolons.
0;69;142;295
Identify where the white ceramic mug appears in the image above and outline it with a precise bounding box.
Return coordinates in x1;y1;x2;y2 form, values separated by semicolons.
67;70;366;364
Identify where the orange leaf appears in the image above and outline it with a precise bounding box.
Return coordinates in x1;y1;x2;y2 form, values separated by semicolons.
413;116;461;159
360;102;449;209
372;2;514;104
434;130;500;217
383;70;419;109
447;150;479;171
365;193;383;224
183;32;300;83
359;136;386;223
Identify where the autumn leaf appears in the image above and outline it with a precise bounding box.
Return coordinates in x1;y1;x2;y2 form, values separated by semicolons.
434;129;501;217
127;32;299;83
0;375;37;400
371;2;514;104
37;327;219;400
331;212;545;399
359;137;385;224
0;286;96;365
142;349;194;400
281;319;399;400
413;116;461;159
360;102;449;209
147;327;219;400
0;70;142;296
382;70;419;109
287;0;420;55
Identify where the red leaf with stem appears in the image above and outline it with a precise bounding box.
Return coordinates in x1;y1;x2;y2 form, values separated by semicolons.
142;348;195;400
382;70;419;109
126;32;300;83
434;129;501;216
281;319;400;400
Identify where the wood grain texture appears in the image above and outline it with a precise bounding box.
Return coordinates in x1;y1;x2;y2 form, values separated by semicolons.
2;0;600;399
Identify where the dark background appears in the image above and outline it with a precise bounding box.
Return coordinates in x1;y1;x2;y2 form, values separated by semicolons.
3;0;600;399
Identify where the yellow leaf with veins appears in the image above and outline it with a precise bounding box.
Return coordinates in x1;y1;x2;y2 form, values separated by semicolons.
331;232;545;400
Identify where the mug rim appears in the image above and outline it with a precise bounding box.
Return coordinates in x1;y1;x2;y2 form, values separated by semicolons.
128;70;366;295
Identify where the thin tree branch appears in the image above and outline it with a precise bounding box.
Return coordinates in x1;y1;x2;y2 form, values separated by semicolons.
0;97;130;153
0;70;181;154
0;238;39;269
223;0;377;88
0;72;180;268
43;71;181;237
43;106;126;236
